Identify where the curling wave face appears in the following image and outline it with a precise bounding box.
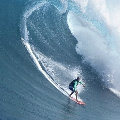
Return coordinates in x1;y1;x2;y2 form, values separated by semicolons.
21;1;84;97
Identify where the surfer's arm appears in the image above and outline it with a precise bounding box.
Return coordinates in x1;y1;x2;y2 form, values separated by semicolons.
79;81;85;87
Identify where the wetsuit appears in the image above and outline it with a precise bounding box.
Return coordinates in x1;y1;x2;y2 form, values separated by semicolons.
69;79;83;92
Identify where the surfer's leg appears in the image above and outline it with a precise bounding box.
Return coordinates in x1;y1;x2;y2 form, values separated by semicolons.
69;91;74;97
69;86;75;97
75;91;78;101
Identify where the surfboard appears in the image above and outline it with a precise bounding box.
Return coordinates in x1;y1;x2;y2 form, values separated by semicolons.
70;97;85;105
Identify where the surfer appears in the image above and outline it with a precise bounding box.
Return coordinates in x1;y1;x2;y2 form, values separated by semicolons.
69;77;85;101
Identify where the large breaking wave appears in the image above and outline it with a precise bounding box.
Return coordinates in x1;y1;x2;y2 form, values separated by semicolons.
21;0;120;97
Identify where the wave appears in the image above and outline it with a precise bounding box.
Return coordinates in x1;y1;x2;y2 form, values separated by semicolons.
20;0;120;98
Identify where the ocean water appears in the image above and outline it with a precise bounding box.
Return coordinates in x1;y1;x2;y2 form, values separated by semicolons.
0;0;120;120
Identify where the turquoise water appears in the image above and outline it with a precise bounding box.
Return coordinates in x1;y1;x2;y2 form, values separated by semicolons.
0;0;120;120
